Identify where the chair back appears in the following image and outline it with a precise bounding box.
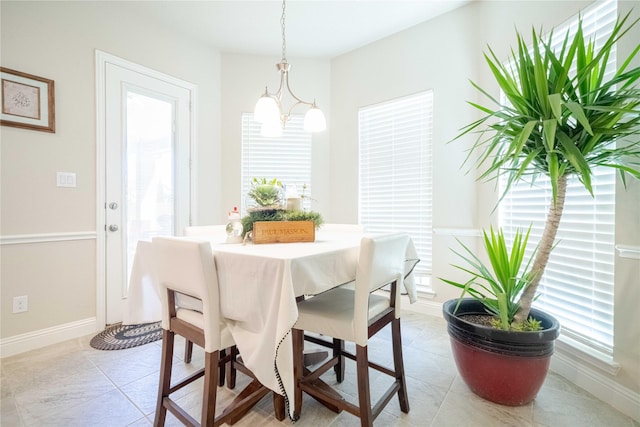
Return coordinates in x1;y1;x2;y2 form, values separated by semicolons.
353;233;409;345
152;237;222;352
183;224;227;237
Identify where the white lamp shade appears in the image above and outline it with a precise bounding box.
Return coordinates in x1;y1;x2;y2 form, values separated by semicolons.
261;121;283;138
254;96;280;124
304;107;326;132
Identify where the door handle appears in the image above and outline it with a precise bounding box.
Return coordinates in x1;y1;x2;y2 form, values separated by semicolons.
109;202;119;210
108;224;119;232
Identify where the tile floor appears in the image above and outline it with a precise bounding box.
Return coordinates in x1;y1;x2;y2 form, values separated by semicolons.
1;311;637;427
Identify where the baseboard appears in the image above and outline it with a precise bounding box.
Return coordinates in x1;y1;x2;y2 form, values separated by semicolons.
403;297;640;422
551;350;640;422
0;317;98;358
401;294;444;318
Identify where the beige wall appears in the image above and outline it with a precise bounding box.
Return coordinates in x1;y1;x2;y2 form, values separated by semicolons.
329;0;639;396
1;241;96;336
613;0;640;400
1;1;223;338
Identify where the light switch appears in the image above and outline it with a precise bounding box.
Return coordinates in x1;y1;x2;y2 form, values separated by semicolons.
57;172;77;188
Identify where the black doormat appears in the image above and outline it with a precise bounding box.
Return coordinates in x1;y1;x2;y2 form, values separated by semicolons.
90;321;162;350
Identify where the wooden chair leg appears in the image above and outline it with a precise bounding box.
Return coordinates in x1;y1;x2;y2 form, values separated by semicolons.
154;329;175;427
219;348;227;387
292;328;305;419
356;344;373;427
273;393;286;421
226;346;238;389
202;350;219;426
333;338;345;382
184;339;193;363
392;319;409;413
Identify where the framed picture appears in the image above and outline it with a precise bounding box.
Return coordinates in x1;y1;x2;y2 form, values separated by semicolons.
1;67;55;133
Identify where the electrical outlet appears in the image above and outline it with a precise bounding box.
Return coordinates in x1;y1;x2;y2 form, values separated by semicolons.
13;295;28;313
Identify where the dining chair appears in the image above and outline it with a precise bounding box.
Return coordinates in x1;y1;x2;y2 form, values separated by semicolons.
152;237;282;427
305;222;364;381
292;233;411;426
182;225;226;363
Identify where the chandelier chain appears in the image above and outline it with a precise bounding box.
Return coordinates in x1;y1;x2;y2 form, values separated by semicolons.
281;0;287;63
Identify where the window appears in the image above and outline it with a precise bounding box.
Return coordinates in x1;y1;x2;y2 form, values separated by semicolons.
499;0;617;354
359;91;433;287
241;113;312;212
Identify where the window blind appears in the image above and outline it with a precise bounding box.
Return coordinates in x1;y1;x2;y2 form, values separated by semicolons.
499;0;617;353
358;91;433;282
241;113;312;213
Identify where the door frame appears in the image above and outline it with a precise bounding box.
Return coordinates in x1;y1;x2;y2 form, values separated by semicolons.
95;50;198;328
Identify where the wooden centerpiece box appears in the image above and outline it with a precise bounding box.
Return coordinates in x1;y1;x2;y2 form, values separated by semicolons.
252;221;315;244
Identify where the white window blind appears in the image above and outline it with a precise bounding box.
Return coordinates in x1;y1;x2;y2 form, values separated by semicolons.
358;91;433;282
499;0;617;353
241;113;312;213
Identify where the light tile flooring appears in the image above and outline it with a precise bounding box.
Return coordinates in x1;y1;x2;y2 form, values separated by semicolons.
1;312;637;427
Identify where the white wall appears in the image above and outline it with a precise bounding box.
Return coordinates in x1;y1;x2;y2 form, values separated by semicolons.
328;0;640;403
1;1;222;340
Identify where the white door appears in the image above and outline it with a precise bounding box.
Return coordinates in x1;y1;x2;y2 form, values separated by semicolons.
104;62;192;324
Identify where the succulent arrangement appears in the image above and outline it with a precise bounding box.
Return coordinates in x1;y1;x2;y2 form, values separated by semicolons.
242;177;323;238
247;177;284;209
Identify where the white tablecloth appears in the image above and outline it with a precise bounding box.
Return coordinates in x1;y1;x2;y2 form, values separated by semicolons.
123;231;419;418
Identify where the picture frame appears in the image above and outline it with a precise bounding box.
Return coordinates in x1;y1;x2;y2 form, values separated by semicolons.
1;67;55;133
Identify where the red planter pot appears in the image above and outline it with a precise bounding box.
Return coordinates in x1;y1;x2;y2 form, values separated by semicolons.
443;299;560;406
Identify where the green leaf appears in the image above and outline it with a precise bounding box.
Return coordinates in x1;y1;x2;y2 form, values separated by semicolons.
547;152;559;203
542;119;557;152
514;120;537;154
497;293;510;330
548;93;563;123
564;102;594;136
442;227;537;326
557;132;593;194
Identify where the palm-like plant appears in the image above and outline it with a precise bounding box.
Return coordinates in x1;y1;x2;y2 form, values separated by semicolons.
442;227;538;330
456;12;640;324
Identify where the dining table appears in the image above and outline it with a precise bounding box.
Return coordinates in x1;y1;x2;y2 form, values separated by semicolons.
123;229;419;419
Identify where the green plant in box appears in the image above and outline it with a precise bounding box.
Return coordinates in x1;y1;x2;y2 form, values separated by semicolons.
240;209;323;238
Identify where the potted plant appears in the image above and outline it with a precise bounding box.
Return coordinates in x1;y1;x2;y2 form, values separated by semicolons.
443;12;640;405
240;208;323;238
441;227;560;405
246;177;285;210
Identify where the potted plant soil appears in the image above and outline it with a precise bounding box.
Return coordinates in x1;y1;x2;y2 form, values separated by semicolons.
443;12;640;405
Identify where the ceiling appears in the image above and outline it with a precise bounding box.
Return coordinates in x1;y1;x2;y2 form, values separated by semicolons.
125;0;471;59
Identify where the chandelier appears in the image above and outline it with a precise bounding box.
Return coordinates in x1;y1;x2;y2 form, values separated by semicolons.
254;0;326;137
